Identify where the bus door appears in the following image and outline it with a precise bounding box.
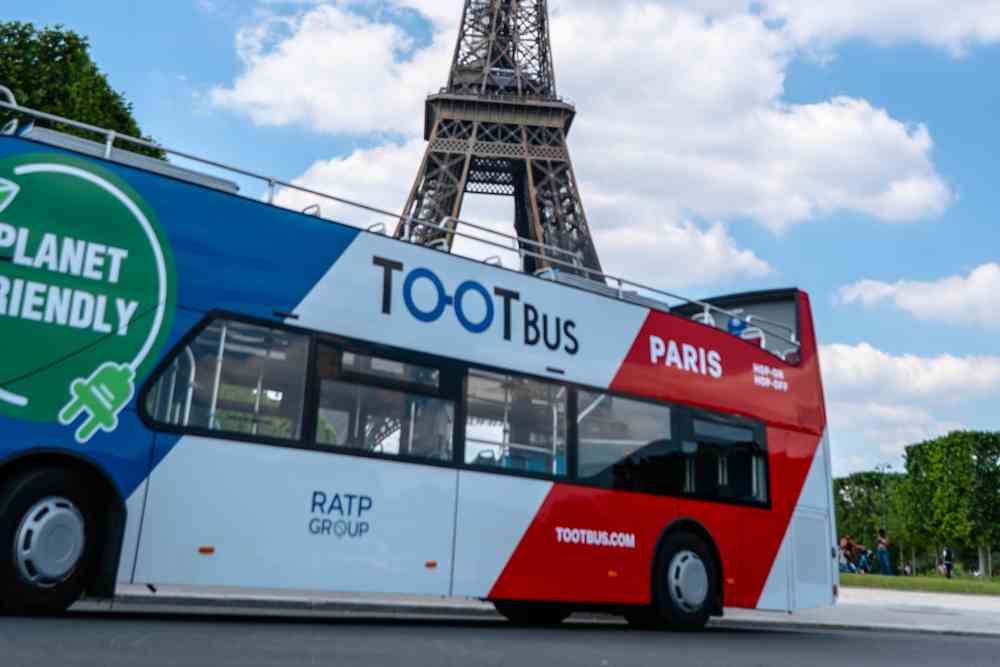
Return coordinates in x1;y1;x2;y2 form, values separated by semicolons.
452;369;567;597
133;318;459;596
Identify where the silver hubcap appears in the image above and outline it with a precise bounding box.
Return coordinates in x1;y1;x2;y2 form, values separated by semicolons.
668;550;709;613
14;497;85;587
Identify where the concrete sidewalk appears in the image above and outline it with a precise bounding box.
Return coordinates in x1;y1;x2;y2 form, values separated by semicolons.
74;584;1000;638
724;587;1000;637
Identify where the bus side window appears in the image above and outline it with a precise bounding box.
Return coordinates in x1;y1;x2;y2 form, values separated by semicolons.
576;389;679;494
691;418;768;504
313;344;454;462
465;370;567;477
144;318;309;441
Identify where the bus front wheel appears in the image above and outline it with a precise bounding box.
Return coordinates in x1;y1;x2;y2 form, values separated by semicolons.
0;468;98;615
493;601;570;626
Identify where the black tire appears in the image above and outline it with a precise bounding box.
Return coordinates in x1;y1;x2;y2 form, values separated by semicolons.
650;531;718;631
493;601;570;626
0;468;98;615
623;608;661;630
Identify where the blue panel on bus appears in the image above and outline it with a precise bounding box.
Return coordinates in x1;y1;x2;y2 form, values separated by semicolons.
0;137;360;319
0;137;362;499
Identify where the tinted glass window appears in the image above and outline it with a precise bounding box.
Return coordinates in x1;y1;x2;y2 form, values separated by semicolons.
145;319;309;440
577;389;682;494
688;417;768;503
465;369;567;476
314;344;453;461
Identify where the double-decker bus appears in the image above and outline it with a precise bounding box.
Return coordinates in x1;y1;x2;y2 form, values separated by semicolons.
0;88;836;629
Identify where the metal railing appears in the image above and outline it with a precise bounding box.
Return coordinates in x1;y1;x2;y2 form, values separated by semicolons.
0;84;799;352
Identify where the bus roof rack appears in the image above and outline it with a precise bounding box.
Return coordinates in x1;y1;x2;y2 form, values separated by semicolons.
0;84;799;352
18;125;240;195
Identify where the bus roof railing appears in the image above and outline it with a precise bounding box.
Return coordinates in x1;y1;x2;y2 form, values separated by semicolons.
0;85;800;352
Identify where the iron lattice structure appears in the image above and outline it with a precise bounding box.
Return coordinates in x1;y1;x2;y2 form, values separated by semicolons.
394;0;603;275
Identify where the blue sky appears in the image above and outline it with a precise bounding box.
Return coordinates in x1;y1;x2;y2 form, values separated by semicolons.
7;0;1000;474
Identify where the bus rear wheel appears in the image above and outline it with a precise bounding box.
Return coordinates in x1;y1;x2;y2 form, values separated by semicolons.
649;531;718;631
493;601;570;626
0;468;97;615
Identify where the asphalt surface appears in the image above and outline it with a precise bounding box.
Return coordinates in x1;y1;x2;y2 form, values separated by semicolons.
2;608;999;667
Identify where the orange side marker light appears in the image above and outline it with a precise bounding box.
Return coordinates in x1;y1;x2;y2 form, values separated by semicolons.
425;560;438;569
198;546;216;555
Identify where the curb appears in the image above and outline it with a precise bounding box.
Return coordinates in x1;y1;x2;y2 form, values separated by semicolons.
107;592;499;618
79;592;1000;639
709;617;1000;640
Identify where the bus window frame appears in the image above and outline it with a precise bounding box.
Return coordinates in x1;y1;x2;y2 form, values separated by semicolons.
139;310;771;505
308;336;463;464
571;389;771;509
137;310;315;450
139;311;472;474
462;366;573;479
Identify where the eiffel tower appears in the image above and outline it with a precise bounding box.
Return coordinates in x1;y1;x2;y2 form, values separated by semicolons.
394;0;603;276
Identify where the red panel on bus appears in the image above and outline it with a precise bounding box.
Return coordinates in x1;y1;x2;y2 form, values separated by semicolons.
607;292;824;436
488;427;820;607
488;295;827;608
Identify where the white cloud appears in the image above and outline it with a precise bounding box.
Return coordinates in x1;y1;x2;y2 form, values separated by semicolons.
555;5;952;230
654;1;1000;55
759;0;1000;56
837;263;1000;329
211;4;450;135
827;400;961;474
592;219;772;289
820;342;1000;402
272;138;425;226
819;341;994;473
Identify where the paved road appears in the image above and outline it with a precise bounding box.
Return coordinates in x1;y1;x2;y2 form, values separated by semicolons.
2;609;999;667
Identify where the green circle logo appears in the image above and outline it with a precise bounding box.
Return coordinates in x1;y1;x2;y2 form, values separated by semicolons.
0;153;176;443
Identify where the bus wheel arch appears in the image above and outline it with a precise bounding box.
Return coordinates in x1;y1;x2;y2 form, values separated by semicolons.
0;452;126;608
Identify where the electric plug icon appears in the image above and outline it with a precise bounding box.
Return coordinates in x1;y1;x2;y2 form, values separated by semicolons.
58;362;136;443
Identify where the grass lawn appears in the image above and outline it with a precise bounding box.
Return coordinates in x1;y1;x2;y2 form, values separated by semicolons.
841;573;1000;596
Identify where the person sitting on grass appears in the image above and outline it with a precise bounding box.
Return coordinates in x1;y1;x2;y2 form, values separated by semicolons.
850;541;871;573
839;537;857;574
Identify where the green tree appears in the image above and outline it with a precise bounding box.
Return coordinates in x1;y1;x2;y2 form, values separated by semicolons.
902;442;938;570
0;21;163;158
926;433;976;550
968;432;1000;576
902;433;977;569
